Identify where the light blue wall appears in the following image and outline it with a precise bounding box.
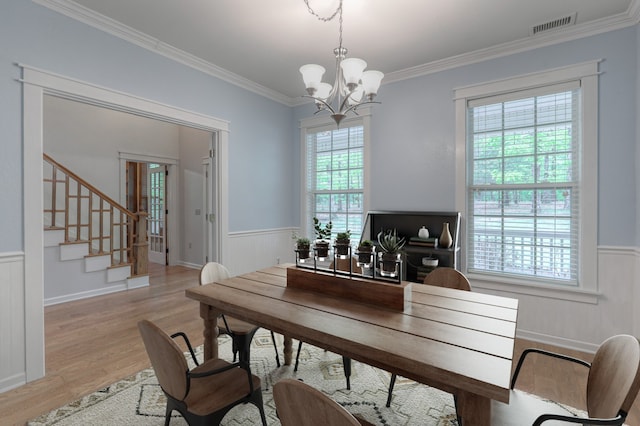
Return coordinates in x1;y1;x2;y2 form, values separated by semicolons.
2;0;638;251
295;25;639;246
0;0;295;252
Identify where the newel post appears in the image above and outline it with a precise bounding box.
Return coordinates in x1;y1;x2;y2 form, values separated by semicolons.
133;212;149;276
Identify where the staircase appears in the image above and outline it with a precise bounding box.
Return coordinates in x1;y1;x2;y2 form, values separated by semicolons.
42;153;149;305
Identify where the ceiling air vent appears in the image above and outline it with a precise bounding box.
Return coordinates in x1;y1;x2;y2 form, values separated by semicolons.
530;13;577;35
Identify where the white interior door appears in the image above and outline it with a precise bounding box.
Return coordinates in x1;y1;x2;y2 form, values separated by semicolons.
148;163;167;264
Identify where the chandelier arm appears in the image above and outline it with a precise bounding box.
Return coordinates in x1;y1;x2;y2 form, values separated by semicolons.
300;0;382;127
301;95;337;115
340;100;382;116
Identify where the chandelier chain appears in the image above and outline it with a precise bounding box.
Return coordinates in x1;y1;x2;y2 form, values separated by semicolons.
300;0;382;127
304;0;344;49
303;0;342;22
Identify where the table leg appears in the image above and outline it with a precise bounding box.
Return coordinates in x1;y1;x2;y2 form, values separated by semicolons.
457;390;490;426
200;303;219;361
283;335;293;365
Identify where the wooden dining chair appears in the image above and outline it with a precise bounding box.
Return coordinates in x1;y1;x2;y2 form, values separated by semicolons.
138;319;268;426
274;378;363;426
423;266;471;291
293;257;360;389
491;334;640;425
199;262;280;367
386;266;471;417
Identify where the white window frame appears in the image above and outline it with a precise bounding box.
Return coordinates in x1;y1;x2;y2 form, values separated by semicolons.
299;107;372;241
454;61;599;303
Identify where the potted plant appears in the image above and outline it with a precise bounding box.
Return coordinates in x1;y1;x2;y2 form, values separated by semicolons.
334;230;351;259
356;239;374;267
295;237;311;262
377;229;406;277
313;217;332;259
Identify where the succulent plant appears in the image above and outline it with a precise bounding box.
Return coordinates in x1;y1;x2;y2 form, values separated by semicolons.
335;231;351;243
377;229;406;254
296;237;311;249
358;239;373;248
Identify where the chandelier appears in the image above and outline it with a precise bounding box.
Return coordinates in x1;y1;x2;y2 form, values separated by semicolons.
299;0;384;127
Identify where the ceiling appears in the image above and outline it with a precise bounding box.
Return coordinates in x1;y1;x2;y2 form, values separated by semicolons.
43;0;637;104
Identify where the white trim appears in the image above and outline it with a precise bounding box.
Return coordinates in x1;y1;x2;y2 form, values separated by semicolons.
384;6;637;86
0;251;26;262
298;108;372;239
516;329;599;354
453;60;601;100
118;151;179;164
18;64;229;132
21;64;229;383
33;0;640;106
454;61;599;293
32;0;292;107
298;106;373;130
44;283;128;306
471;275;600;304
23;82;45;382
228;226;299;237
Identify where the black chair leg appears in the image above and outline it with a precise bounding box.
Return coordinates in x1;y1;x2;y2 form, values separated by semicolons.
453;394;462;426
342;356;351;390
233;330;258;372
386;373;397;407
294;340;303;372
270;331;280;367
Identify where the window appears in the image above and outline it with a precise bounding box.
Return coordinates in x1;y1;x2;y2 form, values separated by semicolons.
468;86;579;283
301;111;371;242
454;62;598;292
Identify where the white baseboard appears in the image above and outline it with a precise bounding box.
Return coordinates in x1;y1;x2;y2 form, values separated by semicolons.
44;283;127;306
0;372;26;394
517;329;600;354
178;261;202;270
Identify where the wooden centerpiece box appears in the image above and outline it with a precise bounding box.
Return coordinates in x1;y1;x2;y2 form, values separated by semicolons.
286;266;412;311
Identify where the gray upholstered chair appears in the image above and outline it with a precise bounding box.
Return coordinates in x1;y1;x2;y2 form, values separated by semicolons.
138;319;267;426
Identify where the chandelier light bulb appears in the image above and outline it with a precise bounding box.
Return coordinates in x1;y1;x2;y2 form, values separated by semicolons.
340;58;367;91
315;83;333;102
347;85;364;105
361;70;384;98
299;0;382;127
299;64;326;94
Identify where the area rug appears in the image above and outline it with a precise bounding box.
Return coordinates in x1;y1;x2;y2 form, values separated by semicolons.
29;329;463;425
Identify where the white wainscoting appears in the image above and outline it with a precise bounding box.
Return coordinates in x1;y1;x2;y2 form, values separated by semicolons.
1;244;638;395
226;228;297;276
474;245;638;353
0;252;27;393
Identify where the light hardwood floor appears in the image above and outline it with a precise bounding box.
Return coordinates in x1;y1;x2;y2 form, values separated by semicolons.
0;264;638;425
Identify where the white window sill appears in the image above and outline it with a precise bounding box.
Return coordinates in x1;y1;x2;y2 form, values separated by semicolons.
468;273;600;304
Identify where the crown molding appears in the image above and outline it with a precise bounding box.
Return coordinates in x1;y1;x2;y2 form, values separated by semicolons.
32;0;295;106
34;0;640;107
385;0;640;85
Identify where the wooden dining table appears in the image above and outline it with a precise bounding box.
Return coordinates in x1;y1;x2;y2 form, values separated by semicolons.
185;264;518;426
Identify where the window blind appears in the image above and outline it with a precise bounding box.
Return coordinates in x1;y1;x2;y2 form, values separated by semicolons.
467;85;581;285
305;124;365;240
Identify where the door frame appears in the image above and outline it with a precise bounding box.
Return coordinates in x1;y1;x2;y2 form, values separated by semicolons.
119;153;179;266
21;64;229;382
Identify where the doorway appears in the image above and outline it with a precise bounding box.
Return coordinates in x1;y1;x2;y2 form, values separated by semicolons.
23;65;230;382
125;161;169;265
